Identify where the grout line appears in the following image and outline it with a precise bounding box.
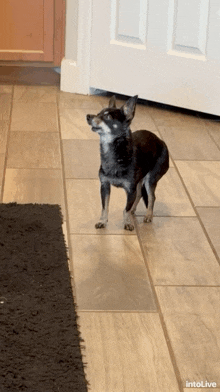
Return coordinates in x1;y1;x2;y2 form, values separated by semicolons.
1;86;15;203
69;232;136;236
173;159;220;162
173;158;220;162
9;130;60;135
5;167;63;171
77;309;159;313
196;205;220;209
154;284;220;288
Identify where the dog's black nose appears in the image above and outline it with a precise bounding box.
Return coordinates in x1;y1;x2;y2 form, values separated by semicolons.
86;114;93;124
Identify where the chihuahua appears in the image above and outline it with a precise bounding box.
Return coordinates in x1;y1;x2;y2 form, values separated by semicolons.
86;95;169;231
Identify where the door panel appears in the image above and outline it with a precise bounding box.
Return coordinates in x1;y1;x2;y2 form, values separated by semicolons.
174;0;209;56
0;0;54;61
90;0;220;115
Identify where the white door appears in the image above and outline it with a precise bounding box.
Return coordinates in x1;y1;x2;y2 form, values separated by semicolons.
90;0;220;116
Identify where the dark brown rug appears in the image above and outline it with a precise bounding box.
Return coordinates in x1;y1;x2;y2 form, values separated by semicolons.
0;203;88;392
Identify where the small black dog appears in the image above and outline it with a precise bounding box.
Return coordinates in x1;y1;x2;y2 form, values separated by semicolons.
86;95;169;231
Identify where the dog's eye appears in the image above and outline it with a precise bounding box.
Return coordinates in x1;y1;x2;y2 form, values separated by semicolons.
104;113;112;120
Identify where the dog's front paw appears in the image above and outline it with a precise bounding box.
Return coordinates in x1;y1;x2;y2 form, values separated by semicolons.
143;212;153;223
124;223;134;231
95;221;107;229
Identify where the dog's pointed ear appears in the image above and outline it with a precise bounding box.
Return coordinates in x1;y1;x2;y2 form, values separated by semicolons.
109;95;116;108
121;95;138;121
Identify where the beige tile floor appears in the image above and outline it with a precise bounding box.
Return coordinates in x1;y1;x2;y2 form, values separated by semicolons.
1;83;220;392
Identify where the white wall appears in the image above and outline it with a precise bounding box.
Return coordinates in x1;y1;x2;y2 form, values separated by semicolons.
61;0;92;94
64;0;79;61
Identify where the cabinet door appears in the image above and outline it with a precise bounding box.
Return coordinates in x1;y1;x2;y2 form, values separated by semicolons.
0;0;54;61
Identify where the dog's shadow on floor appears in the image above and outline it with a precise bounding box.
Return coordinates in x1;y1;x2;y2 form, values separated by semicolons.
135;200;170;218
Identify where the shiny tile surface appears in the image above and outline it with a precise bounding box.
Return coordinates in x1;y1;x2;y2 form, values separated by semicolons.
59;91;103;110
176;161;220;206
60;107;98;140
156;287;220;386
11;102;58;132
62;139;100;178
13;85;58;103
149;106;202;127
158;125;220;160
7;132;62;169
78;312;179;392
137;216;220;285
71;234;156;311
3;168;65;217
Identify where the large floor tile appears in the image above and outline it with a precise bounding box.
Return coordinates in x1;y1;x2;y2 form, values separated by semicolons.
197;207;220;259
60;107;98;140
136;167;195;217
62;139;100;178
11;102;58;132
176;161;220;206
7;132;62;169
78;312;179;391
156;287;220;387
71;234;156;311
0;121;9;154
3;168;65;217
66;179;136;234
158;125;220;160
137;216;220;285
13;86;58;103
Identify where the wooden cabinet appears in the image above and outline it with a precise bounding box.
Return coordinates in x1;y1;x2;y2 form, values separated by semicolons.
0;0;65;66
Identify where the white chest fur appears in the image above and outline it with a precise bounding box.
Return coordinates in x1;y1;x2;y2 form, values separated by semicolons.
100;133;114;154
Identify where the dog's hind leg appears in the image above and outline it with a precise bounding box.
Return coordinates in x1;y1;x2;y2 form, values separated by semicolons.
130;181;143;215
143;173;156;223
95;182;111;229
123;188;137;231
143;143;169;223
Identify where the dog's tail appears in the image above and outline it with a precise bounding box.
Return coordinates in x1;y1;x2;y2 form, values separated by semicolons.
141;185;148;208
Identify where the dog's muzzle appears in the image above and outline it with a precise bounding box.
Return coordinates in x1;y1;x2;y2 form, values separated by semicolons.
86;114;102;132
